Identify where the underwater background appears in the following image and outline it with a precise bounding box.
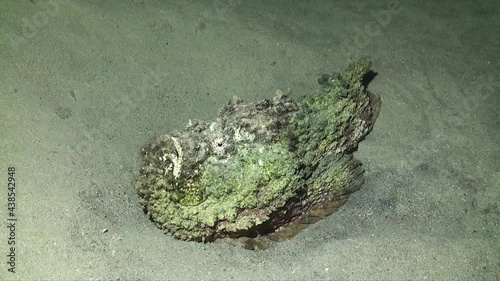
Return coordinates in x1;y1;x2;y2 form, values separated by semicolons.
1;0;499;280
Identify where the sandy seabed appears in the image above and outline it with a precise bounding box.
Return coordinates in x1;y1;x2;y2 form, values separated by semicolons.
1;0;499;280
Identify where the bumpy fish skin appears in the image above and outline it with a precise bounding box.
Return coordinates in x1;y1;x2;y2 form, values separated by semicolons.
135;58;381;249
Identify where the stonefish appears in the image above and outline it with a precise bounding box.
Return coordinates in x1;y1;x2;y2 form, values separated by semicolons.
135;58;381;250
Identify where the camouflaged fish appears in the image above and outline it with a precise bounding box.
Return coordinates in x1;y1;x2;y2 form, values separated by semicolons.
135;58;381;250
